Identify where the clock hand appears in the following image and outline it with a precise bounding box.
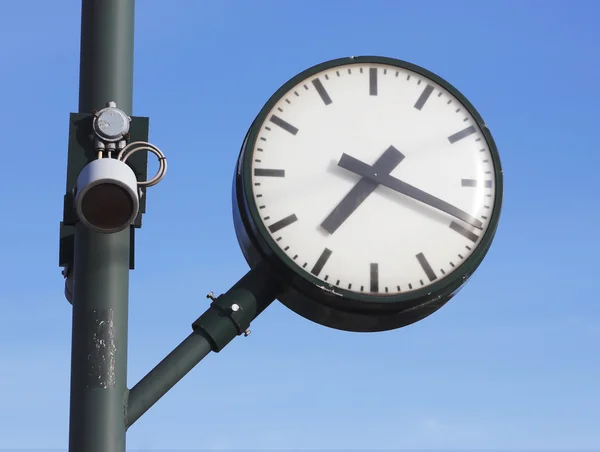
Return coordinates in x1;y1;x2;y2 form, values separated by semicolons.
320;146;405;234
338;153;483;230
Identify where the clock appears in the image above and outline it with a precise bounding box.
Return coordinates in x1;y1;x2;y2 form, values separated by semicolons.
232;56;503;332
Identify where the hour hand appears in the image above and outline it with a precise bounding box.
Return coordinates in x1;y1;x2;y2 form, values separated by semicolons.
338;154;483;230
320;146;405;234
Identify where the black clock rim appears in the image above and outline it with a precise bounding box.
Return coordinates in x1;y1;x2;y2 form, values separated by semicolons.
238;55;504;309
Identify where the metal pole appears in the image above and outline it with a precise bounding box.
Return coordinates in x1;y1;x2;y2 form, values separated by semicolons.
68;1;135;451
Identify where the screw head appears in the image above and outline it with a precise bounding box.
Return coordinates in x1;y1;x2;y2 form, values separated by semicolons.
231;304;240;312
244;329;251;337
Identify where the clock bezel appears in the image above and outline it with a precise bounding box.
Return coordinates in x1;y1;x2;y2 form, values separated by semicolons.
234;55;503;316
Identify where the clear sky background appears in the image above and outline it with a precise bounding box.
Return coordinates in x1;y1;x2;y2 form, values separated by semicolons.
1;0;599;450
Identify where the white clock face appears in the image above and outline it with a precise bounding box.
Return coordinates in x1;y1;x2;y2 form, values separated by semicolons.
247;62;498;296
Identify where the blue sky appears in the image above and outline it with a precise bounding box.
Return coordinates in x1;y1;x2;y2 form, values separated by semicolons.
1;0;599;450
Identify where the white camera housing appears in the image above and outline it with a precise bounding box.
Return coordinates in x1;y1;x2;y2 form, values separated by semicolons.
75;158;140;234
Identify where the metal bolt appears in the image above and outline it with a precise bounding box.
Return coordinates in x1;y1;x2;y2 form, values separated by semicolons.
244;329;251;337
231;304;240;312
206;291;216;301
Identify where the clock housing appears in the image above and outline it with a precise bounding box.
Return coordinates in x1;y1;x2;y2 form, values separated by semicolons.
232;56;503;332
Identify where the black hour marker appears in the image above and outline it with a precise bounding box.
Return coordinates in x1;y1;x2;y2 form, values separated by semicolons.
311;78;332;105
369;68;377;95
448;125;477;144
269;115;298;135
414;84;434;110
484;180;493;188
461;178;478;187
268;214;298;233
254;168;285;177
450;221;479;243
416;252;437;282
311;248;332;277
370;263;379;292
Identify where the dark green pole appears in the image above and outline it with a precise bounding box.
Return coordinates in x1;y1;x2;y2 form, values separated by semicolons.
68;1;135;451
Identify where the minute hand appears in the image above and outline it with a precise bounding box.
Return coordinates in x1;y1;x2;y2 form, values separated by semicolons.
338;153;483;230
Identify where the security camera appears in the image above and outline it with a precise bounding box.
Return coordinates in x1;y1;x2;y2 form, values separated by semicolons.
75;157;139;234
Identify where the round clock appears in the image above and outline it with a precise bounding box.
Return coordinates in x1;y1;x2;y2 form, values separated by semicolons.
232;56;503;332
